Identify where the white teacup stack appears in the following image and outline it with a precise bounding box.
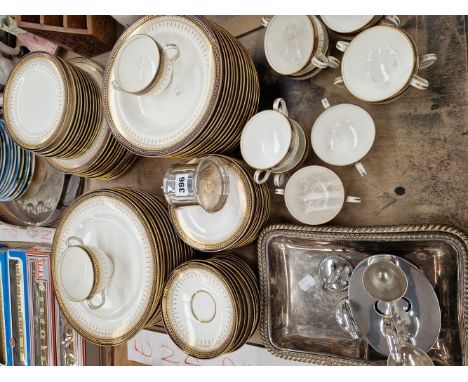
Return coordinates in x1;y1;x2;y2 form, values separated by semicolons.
240;98;307;185
263;15;340;79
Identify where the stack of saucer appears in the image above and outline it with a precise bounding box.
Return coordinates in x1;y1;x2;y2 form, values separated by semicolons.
48;58;137;179
3;52;101;158
162;254;259;359
169;155;271;251
104;16;259;158
263;15;339;80
0;119;34;202
51;188;194;345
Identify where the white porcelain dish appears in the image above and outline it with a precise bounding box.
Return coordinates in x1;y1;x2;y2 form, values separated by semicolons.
163;265;235;353
264;15;315;75
320;15;375;34
240;109;292;170
311;100;375;167
105;16;217;153
52;194;155;342
5;55;67;146
340;26;416;102
171;164;248;246
114;34;161;94
276;166;361;225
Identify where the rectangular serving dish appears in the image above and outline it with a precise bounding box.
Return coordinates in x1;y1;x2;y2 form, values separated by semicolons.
257;224;467;365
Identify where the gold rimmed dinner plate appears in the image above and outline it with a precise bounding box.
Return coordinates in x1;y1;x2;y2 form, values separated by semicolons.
51;188;193;345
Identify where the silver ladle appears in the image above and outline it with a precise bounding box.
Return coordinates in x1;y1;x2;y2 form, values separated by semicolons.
362;260;433;366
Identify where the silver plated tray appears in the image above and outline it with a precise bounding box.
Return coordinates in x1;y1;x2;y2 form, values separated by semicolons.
257;224;467;365
0;156;83;227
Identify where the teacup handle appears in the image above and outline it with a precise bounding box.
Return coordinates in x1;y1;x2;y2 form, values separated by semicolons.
87;290;106;310
383;15;401;28
336;41;349;53
410;74;429;90
261;16;271;27
333;76;346;88
419;53;437;70
327;56;341;69
273;98;289;117
164;43;180;62
66;236;84;247
355;162;367;177
311;53;330;69
346;196;362;203
254;170;271;184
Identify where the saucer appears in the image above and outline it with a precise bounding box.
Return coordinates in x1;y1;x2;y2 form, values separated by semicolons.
284;166;345;225
341;26;416;102
240;110;292;170
311;103;375;166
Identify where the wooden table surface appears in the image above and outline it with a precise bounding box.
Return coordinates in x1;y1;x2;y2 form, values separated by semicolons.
82;15;467;365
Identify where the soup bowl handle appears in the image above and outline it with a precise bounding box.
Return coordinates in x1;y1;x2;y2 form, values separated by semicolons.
254;170;271;184
419;53;437;70
333;76;346;88
327;56;341;69
273;98;289;117
274;188;285;196
383;15;401;28
336;41;349;53
261;16;271;28
355;162;367;177
346;196;362;203
410;74;429;90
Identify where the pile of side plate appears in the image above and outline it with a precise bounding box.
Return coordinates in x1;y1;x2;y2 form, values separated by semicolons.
3;52;135;180
0;119;34;202
51;188;194;345
169;155;271;251
48;58;137;180
104;15;259;158
162;254;259;359
3;52;101;158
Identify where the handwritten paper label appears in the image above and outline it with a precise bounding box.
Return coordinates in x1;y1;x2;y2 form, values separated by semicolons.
127;330;309;366
0;224;55;245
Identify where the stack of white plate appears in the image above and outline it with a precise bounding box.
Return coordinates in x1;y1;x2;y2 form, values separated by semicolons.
48;58;137;180
103;16;259;158
169;155;271;252
3;52;101;159
51;188;194;345
162;254;259;359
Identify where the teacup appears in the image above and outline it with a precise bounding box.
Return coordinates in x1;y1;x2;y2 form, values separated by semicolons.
112;34;180;95
333;25;437;103
59;236;114;309
240;98;307;185
262;16;340;77
275;165;361;225
163;156;229;213
311;98;375;176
